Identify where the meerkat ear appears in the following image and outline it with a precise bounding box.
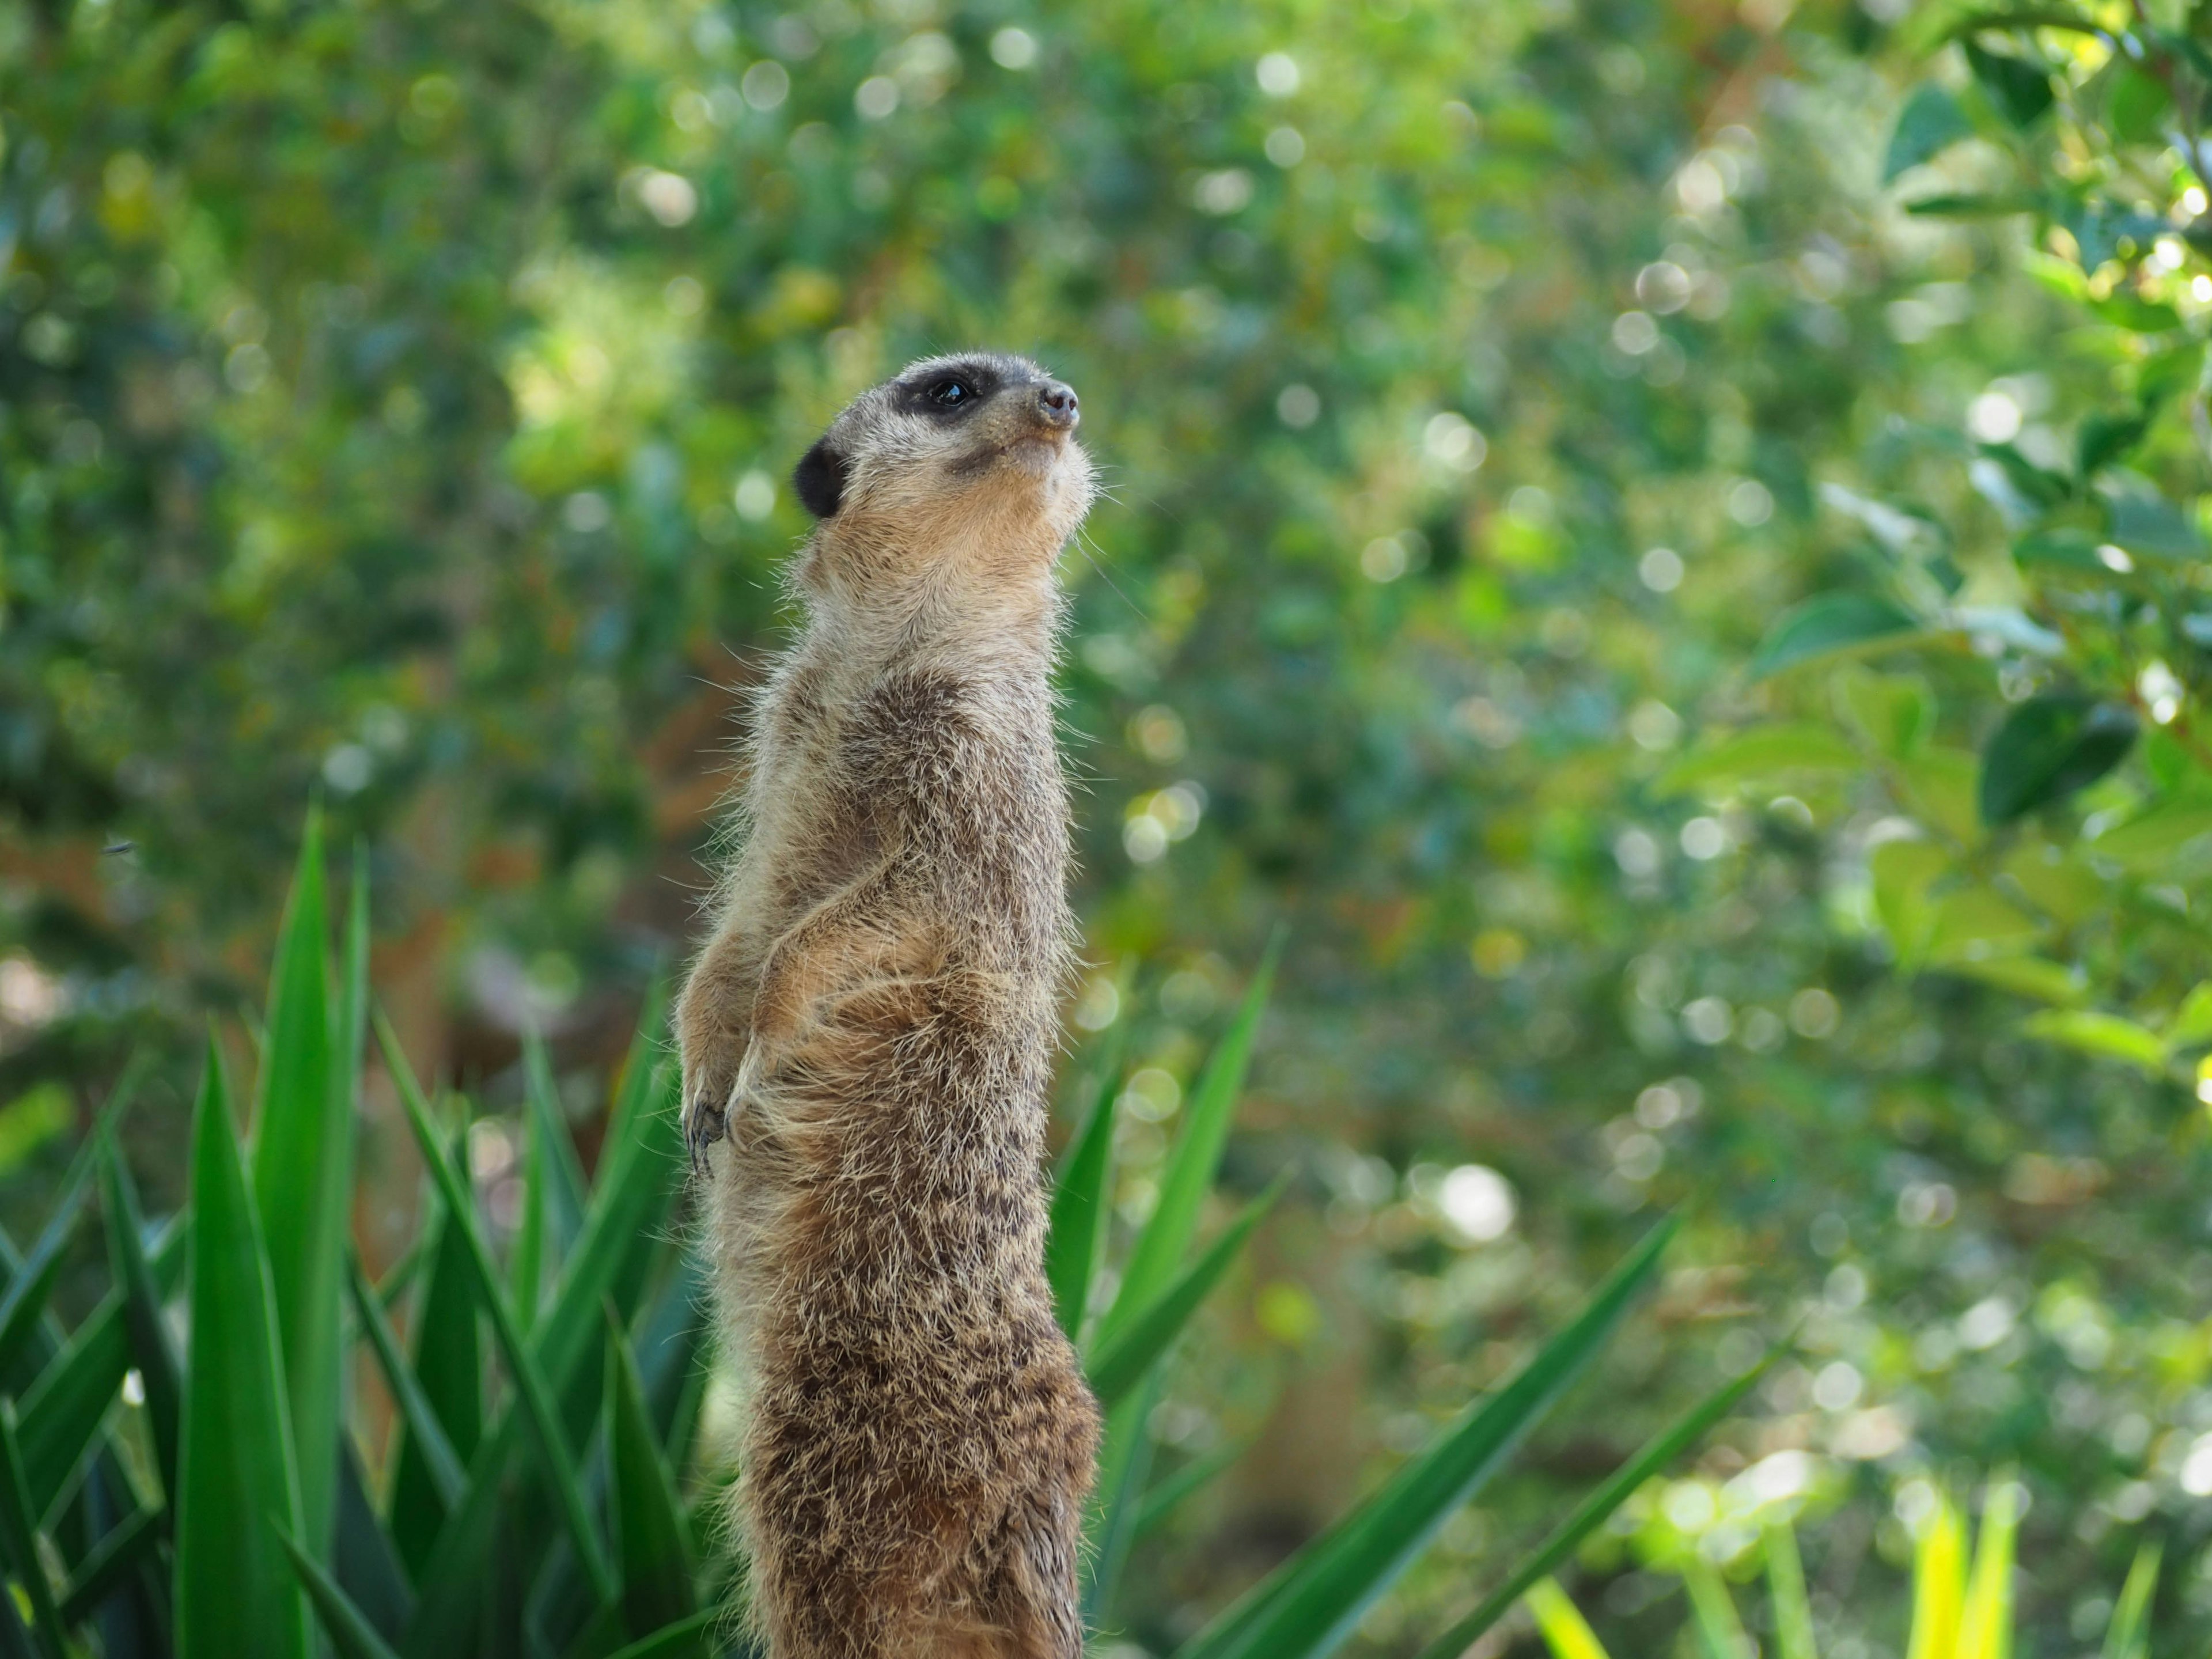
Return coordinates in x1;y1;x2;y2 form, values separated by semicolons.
793;437;849;519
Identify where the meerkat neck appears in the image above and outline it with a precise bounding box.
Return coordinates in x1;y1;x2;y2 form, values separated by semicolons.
802;543;1062;679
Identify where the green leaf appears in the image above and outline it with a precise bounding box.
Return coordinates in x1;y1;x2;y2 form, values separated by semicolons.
1175;1217;1676;1659
1963;39;2054;127
1749;594;1922;681
1046;1055;1120;1342
1766;1518;1817;1659
1088;1175;1286;1410
0;1135;96;1382
1978;694;2138;824
278;1528;404;1659
378;1014;617;1607
603;1611;722;1659
1084;1374;1162;1626
1653;726;1861;793
2100;1540;2159;1659
1833;667;1932;759
0;1404;64;1659
251;809;350;1559
1884;83;1974;182
2107;64;2173;145
2106;491;2202;559
1099;936;1279;1345
2089;802;2212;872
1940;956;2085;1005
387;1189;480;1575
1893;747;1982;847
605;1317;699;1642
2078;409;2151;475
2165;982;2212;1048
99;1138;182;1508
1525;1578;1611;1659
56;1502;162;1627
2088;294;2182;334
1408;1345;1775;1659
1903;192;2035;217
176;1035;312;1659
1683;1556;1753;1659
333;1439;412;1647
405;1004;684;1656
1926;885;2045;965
1959;1477;2020;1659
1135;1437;1251;1539
2018;1010;2168;1073
2012;527;2105;571
1871;840;1948;965
19;1218;185;1522
515;1026;590;1330
345;1252;465;1511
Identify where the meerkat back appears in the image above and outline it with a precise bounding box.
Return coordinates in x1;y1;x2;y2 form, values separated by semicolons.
674;353;1102;1659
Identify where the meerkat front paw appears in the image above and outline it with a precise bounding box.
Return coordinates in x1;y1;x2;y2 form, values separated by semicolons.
677;1016;747;1176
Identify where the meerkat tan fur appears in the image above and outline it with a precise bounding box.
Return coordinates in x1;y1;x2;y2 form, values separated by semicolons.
676;353;1101;1659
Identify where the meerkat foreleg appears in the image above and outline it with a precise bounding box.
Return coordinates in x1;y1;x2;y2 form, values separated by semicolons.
676;916;760;1171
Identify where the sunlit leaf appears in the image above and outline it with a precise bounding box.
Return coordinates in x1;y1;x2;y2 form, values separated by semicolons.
1884;84;1974;182
1749;594;1923;681
1524;1578;1611;1659
2018;1010;2168;1074
1978;694;2137;825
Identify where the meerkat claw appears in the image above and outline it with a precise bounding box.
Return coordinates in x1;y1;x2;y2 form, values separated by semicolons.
684;1094;727;1177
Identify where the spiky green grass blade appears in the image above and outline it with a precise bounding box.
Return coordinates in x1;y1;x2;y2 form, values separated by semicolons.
379;1013;616;1607
1097;938;1278;1345
2101;1540;2158;1659
1525;1578;1611;1659
387;1187;479;1573
1135;1438;1251;1539
0;1403;64;1658
1959;1477;2019;1659
1176;1217;1676;1659
0;1136;95;1381
176;1037;311;1659
251;812;349;1558
57;1502;161;1626
1766;1518;1817;1659
1682;1558;1752;1659
1087;1175;1284;1411
1408;1343;1776;1659
98;1138;181;1507
1045;1058;1119;1342
279;1529;404;1659
345;1253;464;1510
604;1610;721;1659
605;1317;699;1641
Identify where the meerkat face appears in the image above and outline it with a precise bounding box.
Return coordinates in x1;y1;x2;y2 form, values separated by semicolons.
790;352;1094;566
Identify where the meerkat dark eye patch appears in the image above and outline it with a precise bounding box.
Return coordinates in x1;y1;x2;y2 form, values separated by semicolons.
899;361;1002;421
793;437;850;518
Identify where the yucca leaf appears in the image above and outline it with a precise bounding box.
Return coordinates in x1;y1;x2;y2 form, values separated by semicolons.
346;1253;465;1510
1175;1215;1675;1659
2101;1540;2159;1659
1135;1437;1251;1539
1084;1375;1163;1626
0;1403;64;1658
57;1502;162;1627
604;969;672;1154
278;1528;404;1659
1046;1048;1120;1341
406;1006;684;1654
1682;1557;1752;1659
333;1440;412;1645
0;1573;31;1659
1766;1518;1817;1659
604;1610;721;1659
387;1176;480;1572
1408;1343;1777;1659
251;809;350;1559
1099;937;1279;1344
524;1025;590;1251
379;1013;617;1606
176;1035;312;1659
1959;1478;2019;1659
20;1219;185;1523
1088;1175;1285;1411
1908;1491;1965;1659
605;1316;699;1641
1524;1578;1612;1659
98;1138;181;1509
0;1134;97;1382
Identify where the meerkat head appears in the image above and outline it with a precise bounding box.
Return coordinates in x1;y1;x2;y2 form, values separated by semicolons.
789;352;1094;587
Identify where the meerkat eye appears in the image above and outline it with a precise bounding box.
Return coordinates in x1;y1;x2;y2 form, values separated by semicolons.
927;377;974;407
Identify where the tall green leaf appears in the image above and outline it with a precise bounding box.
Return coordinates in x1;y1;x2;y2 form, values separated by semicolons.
1683;1558;1752;1659
251;809;350;1558
1524;1579;1611;1659
387;1177;480;1574
1099;937;1279;1346
1175;1217;1676;1659
1084;1374;1163;1627
2101;1540;2158;1659
346;1253;465;1513
1408;1346;1777;1659
1765;1518;1817;1659
0;1403;64;1659
98;1139;181;1508
176;1037;312;1659
1045;1055;1120;1342
0;1135;95;1382
1959;1477;2019;1659
604;1317;699;1643
1087;1175;1285;1411
379;1014;617;1607
278;1530;405;1659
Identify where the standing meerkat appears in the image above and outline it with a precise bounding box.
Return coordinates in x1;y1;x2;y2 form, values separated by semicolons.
676;352;1101;1659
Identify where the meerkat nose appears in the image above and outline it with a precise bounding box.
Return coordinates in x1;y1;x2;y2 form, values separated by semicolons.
1036;380;1080;430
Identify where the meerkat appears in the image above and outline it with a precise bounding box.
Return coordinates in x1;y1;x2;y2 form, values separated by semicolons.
676;353;1101;1659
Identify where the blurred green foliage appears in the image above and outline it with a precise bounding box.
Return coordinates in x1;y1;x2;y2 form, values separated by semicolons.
6;0;2212;1651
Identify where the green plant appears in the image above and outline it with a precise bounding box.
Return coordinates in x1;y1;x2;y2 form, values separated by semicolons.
1524;1478;2162;1659
1;821;1760;1655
